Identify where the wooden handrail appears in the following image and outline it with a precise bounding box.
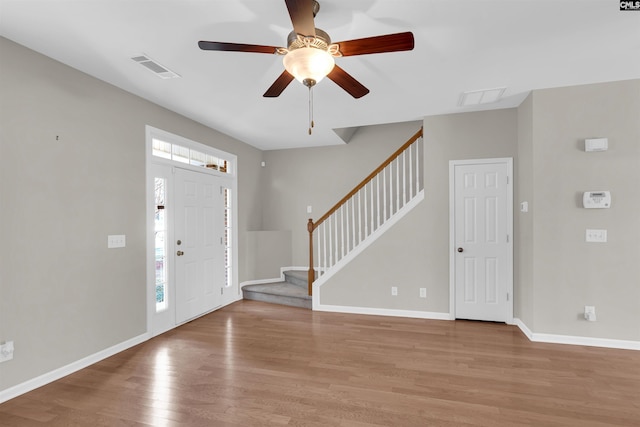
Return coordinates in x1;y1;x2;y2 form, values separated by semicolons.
307;127;423;294
310;127;423;231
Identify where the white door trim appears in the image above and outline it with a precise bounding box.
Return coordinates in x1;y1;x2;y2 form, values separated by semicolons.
145;126;238;337
449;157;514;323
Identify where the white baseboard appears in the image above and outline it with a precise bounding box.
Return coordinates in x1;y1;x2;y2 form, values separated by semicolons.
240;277;282;288
513;318;640;351
0;332;149;404
314;303;450;321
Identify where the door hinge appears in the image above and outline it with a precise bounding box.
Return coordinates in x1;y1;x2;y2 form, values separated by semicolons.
507;234;510;243
507;292;510;301
221;288;224;295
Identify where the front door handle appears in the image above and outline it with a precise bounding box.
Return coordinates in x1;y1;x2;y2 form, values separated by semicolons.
457;247;464;253
177;251;184;256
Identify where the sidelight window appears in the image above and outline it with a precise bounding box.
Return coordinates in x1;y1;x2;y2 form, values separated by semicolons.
154;177;168;312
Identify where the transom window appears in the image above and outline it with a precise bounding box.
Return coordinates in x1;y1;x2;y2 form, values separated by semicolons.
152;139;232;174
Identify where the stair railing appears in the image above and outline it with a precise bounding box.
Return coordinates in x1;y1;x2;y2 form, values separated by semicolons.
307;128;424;294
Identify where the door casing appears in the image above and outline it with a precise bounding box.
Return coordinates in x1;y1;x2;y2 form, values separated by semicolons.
145;126;238;338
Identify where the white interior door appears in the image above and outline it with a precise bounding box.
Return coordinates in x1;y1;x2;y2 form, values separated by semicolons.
451;159;512;322
175;168;223;324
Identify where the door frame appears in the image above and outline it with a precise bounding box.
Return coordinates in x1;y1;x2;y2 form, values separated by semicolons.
448;157;514;323
145;126;238;337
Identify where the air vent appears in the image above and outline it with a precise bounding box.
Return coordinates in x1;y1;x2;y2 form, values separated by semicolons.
459;87;506;107
132;55;180;79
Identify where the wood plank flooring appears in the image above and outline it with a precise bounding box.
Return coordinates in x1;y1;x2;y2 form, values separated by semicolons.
1;300;639;426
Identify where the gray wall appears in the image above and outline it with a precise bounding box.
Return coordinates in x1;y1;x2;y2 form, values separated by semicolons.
261;121;424;267
320;109;518;311
525;80;640;340
516;93;535;328
317;80;640;342
2;33;638;398
0;37;263;391
244;231;292;280
261;110;518;313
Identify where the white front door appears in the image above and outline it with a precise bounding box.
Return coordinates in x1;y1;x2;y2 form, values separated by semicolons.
450;159;513;322
175;168;223;324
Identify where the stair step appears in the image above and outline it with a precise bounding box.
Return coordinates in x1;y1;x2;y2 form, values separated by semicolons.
283;270;310;289
242;282;312;309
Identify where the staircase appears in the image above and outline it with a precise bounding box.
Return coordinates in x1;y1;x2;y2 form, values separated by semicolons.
242;270;312;309
243;127;424;310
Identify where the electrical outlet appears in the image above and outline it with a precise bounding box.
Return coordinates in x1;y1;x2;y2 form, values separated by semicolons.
391;286;398;296
0;341;14;363
585;229;607;243
419;288;427;298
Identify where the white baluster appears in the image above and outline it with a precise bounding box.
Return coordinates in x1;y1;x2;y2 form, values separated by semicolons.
383;166;387;222
357;192;362;244
322;222;327;275
377;174;381;228
340;205;346;258
417;139;422;192
334;214;339;264
409;144;413;199
364;183;369;238
396;157;400;213
370;179;374;233
403;150;407;205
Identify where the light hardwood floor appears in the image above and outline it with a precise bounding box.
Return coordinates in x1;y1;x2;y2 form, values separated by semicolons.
1;301;639;426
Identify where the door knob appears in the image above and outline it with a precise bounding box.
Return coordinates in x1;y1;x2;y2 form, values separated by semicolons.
177;251;184;256
457;247;464;253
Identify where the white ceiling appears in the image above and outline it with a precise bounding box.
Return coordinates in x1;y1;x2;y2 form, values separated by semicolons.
1;0;639;150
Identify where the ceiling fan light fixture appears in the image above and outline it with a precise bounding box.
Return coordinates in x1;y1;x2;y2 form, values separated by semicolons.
283;47;335;86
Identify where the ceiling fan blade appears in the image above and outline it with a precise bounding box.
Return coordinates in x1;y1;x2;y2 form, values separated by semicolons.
284;0;316;37
335;32;415;57
327;65;370;99
198;41;278;54
263;70;295;97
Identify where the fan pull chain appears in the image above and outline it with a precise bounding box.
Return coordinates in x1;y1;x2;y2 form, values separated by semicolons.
308;86;314;135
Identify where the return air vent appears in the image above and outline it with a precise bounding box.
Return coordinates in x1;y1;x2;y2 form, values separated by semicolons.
459;87;506;107
132;55;180;79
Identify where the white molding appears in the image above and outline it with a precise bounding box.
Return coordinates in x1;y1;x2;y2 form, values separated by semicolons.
0;333;149;404
514;318;640;351
145;125;239;337
513;317;534;340
313;303;450;321
312;191;425;307
280;266;307;274
240;277;282;288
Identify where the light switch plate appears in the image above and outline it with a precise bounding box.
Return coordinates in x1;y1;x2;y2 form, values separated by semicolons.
108;234;126;248
0;341;14;363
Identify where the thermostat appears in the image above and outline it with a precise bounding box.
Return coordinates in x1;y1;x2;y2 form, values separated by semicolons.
583;191;611;209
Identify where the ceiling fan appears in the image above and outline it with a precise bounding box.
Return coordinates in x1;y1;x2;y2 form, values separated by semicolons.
198;0;415;100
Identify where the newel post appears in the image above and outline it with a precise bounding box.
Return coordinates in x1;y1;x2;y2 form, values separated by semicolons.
307;218;314;296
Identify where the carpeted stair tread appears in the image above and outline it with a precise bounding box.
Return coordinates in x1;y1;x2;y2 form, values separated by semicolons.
243;282;311;299
242;271;313;309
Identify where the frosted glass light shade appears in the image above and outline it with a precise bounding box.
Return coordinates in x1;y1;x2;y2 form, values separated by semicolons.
283;47;335;84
